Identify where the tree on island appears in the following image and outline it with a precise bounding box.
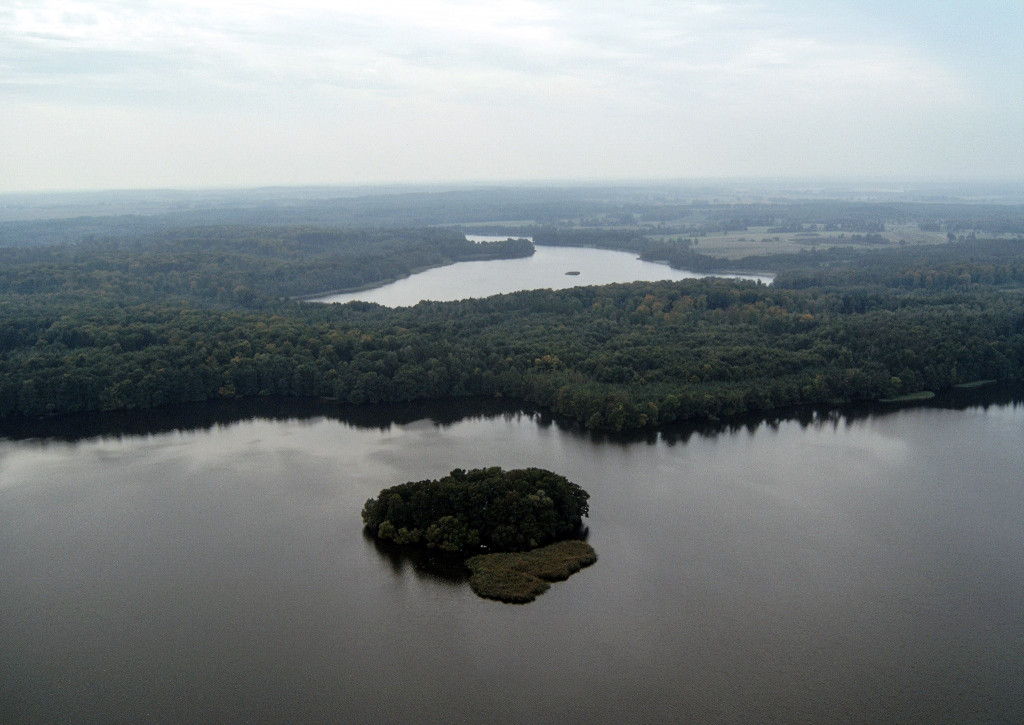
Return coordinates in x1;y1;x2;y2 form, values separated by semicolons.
361;467;590;554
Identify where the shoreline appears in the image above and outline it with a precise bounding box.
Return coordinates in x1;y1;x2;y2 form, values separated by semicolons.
300;244;775;302
300;248;540;301
296;260;452;301
3;382;1021;443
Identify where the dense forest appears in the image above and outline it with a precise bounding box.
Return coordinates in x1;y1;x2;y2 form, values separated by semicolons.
1;190;1023;430
0;226;533;303
362;467;590;553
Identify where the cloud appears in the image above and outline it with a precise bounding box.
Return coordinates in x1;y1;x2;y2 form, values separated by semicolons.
0;0;1020;190
1;1;963;104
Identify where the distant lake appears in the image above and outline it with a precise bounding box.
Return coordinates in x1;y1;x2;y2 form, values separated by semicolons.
1;393;1022;723
312;237;772;307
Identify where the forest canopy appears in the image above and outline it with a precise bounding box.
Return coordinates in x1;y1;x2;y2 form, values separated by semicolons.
361;467;591;554
0;201;1022;431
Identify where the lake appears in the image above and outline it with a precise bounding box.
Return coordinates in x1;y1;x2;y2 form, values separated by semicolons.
313;239;772;306
1;394;1021;723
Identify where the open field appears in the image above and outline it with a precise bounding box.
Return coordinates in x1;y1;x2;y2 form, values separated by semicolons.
649;225;950;260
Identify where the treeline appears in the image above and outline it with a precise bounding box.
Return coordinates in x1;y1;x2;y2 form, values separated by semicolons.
636;236;1024;282
530;226;728;273
0;226;533;304
773;239;1024;290
532;227;648;249
2;237;1023;428
8;189;1021;249
362;467;590;553
484;199;1023;239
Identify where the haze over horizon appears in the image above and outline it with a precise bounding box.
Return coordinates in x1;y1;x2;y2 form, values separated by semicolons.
2;1;1022;193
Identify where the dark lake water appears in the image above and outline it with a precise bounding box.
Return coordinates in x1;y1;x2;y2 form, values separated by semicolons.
313;241;772;306
1;395;1022;724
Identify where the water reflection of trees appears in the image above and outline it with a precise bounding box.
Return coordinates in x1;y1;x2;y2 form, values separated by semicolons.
362;524;592;588
362;528;470;585
2;384;1020;444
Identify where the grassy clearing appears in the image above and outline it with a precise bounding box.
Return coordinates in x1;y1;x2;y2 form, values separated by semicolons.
880;391;936;403
649;226;948;260
953;379;997;389
648;231;806;259
466;540;597;603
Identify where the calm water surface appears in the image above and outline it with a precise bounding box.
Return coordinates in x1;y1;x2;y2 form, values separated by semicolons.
314;241;772;307
1;400;1022;723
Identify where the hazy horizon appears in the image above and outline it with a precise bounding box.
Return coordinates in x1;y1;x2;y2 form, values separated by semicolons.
4;175;1024;198
3;1;1022;193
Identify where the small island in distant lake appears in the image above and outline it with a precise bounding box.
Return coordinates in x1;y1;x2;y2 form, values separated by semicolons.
362;467;595;602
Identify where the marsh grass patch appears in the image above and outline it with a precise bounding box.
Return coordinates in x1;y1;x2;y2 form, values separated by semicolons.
466;540;597;603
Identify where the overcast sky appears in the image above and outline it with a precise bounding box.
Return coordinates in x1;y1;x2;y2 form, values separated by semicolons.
1;0;1021;192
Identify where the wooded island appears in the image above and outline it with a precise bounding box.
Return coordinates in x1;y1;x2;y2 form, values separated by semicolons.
362;467;596;602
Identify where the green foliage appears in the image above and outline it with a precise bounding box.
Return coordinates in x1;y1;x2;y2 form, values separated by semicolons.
4;188;1020;249
465;540;598;603
0;225;533;305
1;224;1023;430
361;467;590;554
